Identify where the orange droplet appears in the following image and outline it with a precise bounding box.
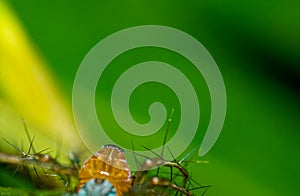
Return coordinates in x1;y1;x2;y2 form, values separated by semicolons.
76;144;131;196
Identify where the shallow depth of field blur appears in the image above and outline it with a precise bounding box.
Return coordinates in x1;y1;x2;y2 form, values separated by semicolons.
0;1;299;195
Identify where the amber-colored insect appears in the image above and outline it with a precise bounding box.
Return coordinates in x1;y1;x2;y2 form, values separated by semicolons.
76;144;131;196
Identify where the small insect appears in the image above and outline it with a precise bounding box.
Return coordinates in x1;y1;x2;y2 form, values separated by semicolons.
75;144;131;196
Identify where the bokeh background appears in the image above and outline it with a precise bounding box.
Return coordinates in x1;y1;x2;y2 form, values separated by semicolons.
0;0;299;195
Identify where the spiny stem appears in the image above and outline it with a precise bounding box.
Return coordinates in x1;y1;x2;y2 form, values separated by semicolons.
0;151;78;176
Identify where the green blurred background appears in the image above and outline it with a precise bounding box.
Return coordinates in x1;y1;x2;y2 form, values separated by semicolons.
1;0;300;195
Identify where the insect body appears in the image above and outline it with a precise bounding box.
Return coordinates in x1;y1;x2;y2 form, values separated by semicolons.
76;144;131;196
